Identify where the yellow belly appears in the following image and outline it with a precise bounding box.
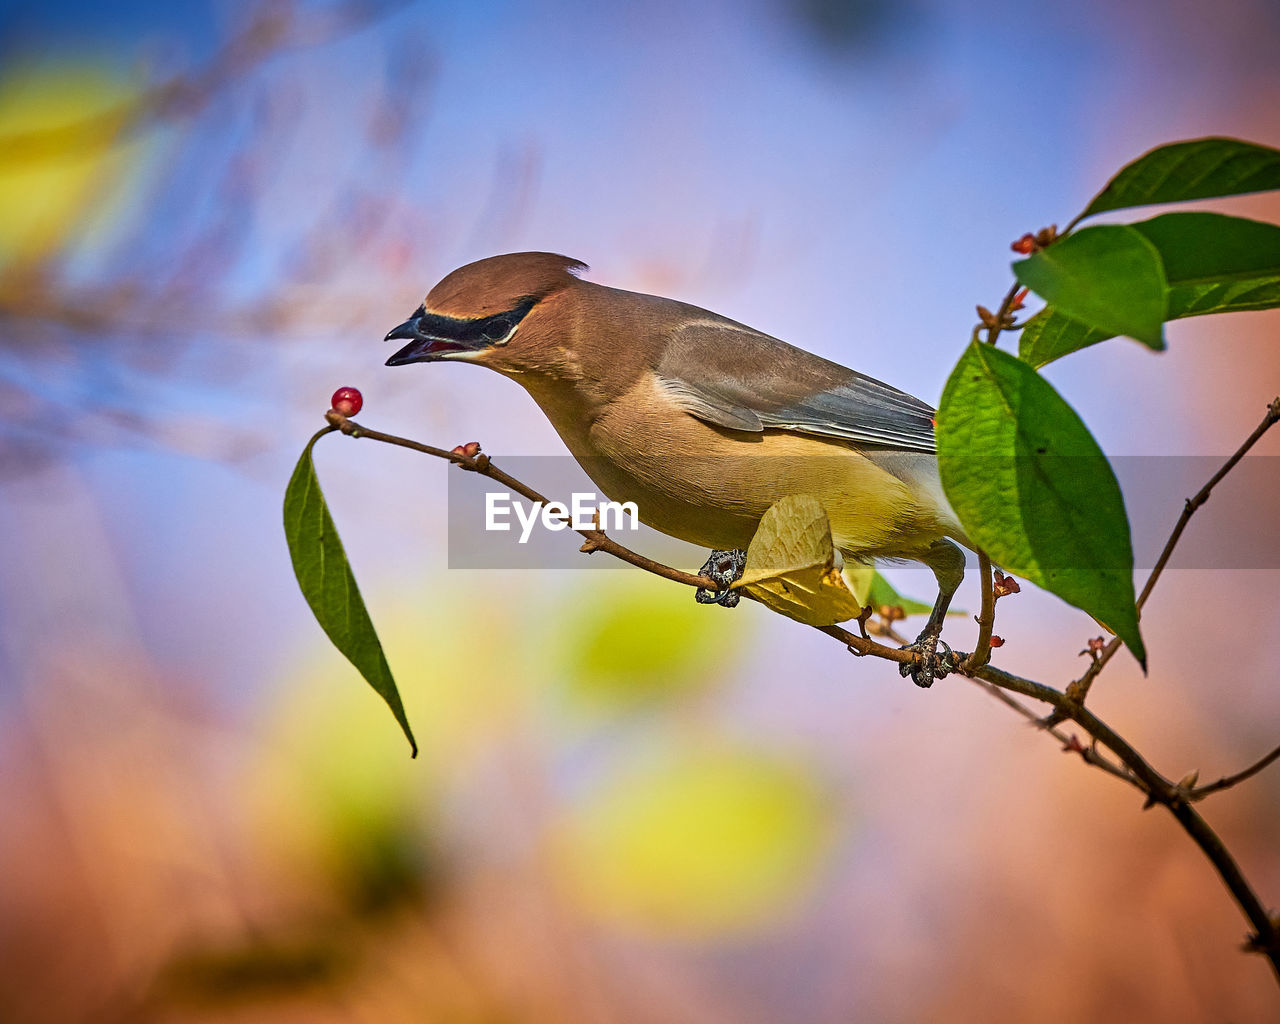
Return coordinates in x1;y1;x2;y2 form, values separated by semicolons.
530;375;953;561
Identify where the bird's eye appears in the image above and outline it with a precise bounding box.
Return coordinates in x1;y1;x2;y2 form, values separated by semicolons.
482;319;512;342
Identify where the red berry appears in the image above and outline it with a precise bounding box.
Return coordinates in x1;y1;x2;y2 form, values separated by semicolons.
331;386;363;416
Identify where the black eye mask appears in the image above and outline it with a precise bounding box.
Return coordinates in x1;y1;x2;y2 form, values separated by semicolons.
384;299;536;365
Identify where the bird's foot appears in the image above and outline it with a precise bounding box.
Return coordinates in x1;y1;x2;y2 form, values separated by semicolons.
694;548;747;608
898;630;957;688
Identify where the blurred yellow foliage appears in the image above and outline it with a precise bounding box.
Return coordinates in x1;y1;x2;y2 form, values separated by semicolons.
0;61;140;270
554;574;742;718
247;593;527;910
551;744;834;937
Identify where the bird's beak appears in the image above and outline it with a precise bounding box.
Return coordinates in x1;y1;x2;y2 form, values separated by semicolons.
384;317;483;365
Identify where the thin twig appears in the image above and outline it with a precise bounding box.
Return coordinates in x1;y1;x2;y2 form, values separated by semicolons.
1138;395;1280;612
972;663;1280;980
326;412;912;646
981;281;1024;347
965;677;1135;785
1191;744;1280;802
326;412;717;590
965;549;995;671
1068;396;1280;703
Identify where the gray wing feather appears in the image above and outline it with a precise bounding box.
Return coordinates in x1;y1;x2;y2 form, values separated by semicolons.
656;318;937;453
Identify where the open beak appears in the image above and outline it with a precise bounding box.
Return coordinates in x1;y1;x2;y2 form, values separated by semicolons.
384;317;483;365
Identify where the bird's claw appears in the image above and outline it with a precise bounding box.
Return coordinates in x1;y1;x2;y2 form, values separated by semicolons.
695;548;747;607
898;632;956;688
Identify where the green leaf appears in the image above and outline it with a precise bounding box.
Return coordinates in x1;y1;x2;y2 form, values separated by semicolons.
1020;212;1280;366
937;343;1145;667
843;567;961;618
1075;137;1280;223
284;428;417;756
865;571;934;617
1134;211;1280;283
1014;225;1167;349
1017;309;1110;368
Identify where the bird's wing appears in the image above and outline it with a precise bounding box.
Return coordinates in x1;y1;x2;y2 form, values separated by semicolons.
655;317;938;453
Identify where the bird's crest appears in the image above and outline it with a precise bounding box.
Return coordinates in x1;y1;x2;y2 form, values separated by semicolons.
425;252;587;318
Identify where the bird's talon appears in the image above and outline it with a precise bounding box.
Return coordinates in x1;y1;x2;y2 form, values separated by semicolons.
898;632;953;688
695;548;747;607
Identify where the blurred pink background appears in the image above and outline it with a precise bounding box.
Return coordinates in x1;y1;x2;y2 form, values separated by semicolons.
1;0;1278;1020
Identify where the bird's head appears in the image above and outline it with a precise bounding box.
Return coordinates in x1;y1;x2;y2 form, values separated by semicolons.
384;252;587;374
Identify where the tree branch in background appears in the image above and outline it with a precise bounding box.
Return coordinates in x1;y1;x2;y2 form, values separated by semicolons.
1068;396;1280;704
1189;744;1280;802
0;0;411;164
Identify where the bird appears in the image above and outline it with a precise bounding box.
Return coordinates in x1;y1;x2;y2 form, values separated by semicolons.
384;252;971;686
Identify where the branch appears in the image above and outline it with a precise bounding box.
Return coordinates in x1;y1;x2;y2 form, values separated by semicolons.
973;662;1280;980
978;280;1026;347
325;412;716;590
1068;396;1280;703
964;676;1135;785
1190;744;1280;802
0;0;408;165
964;549;996;671
325;413;924;653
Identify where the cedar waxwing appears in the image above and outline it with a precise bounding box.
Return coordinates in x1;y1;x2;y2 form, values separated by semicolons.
385;252;970;685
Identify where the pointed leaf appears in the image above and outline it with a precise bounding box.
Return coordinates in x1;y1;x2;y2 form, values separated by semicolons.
937;343;1145;667
1076;137;1280;223
865;571;935;617
735;494;865;627
1014;225;1167;349
284;429;417;756
843;564;874;605
863;571;966;618
1017;309;1111;368
1135;211;1280;283
1020;213;1280;366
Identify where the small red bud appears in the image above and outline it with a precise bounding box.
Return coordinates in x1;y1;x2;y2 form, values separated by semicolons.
1009;287;1029;311
1011;233;1036;255
331;386;363;417
1087;636;1106;653
992;570;1021;598
989;635;1005;648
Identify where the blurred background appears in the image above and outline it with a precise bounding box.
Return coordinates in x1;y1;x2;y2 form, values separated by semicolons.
1;0;1279;1020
